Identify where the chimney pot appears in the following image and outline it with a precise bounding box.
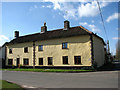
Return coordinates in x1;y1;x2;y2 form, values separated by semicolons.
41;22;47;33
44;22;46;26
15;31;19;38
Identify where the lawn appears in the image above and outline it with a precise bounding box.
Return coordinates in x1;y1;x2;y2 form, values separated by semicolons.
1;80;24;90
2;68;94;72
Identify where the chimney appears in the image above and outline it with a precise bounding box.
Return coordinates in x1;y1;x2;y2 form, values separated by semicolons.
41;22;47;33
15;31;19;38
64;20;70;30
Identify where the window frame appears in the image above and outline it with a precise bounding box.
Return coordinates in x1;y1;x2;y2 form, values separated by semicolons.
38;45;43;51
48;57;53;65
62;42;68;49
63;56;68;64
39;58;43;65
8;59;13;65
74;56;81;65
9;48;12;54
23;58;29;65
24;47;28;53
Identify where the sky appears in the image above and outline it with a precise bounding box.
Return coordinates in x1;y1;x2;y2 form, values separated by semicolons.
0;0;119;55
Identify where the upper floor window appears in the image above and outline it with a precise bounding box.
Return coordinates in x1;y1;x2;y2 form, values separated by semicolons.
74;56;81;65
63;56;68;64
24;47;28;53
38;45;43;51
9;48;12;54
62;42;68;49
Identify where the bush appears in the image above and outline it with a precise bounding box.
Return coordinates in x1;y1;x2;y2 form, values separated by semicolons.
80;66;95;70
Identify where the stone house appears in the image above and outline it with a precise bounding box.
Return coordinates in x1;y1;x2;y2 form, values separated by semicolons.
5;20;106;68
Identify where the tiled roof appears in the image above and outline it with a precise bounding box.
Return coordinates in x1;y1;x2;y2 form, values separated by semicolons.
7;26;105;45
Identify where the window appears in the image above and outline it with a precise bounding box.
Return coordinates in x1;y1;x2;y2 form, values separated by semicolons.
74;56;81;65
39;58;43;65
24;47;28;53
23;58;29;65
38;45;43;51
9;48;12;54
48;57;53;65
8;59;13;65
62;42;68;49
63;56;68;64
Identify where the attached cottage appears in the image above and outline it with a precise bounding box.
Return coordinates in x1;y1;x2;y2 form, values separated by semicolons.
5;20;106;68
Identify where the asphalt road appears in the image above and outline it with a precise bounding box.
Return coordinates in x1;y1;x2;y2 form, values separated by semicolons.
2;70;119;88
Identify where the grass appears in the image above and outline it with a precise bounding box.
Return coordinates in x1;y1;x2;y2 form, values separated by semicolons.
2;68;94;72
1;80;24;90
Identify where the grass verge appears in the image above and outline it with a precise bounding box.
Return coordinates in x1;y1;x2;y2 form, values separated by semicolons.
2;68;94;72
1;80;24;90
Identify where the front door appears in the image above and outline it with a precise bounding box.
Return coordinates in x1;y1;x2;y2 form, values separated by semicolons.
16;58;20;67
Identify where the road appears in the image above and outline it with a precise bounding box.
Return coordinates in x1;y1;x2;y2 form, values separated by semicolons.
2;70;119;88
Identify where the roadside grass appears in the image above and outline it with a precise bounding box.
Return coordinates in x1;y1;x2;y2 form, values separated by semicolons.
2;68;94;72
1;80;24;90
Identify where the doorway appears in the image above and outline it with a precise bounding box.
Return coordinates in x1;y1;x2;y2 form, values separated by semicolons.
16;58;20;67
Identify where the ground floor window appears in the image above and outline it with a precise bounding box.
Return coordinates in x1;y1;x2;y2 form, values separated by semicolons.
23;58;29;65
74;56;81;64
8;59;13;65
63;56;68;64
48;57;53;65
39;58;43;65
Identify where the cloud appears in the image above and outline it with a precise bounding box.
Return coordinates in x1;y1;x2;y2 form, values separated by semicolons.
41;5;52;8
106;13;120;22
78;1;109;18
80;22;101;33
42;0;109;19
41;5;45;8
112;37;120;40
42;0;116;2
62;3;77;19
48;2;77;19
78;1;99;17
29;5;39;11
52;1;61;10
46;5;52;8
0;35;9;46
28;1;109;19
0;35;9;41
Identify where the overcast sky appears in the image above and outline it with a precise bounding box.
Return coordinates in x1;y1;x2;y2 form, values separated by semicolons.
0;0;119;55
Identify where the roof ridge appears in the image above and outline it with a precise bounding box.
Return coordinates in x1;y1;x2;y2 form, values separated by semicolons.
17;26;81;38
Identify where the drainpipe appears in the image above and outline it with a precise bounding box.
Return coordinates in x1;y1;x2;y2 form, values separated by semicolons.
33;41;36;69
5;46;7;68
90;34;95;68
